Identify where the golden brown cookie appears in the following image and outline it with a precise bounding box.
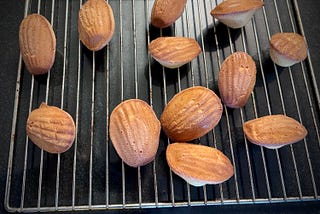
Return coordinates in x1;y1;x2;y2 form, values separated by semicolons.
19;14;56;75
78;0;115;51
160;86;223;141
243;115;308;149
269;32;308;67
210;0;263;28
166;143;234;186
109;99;161;167
148;37;201;69
26;103;75;154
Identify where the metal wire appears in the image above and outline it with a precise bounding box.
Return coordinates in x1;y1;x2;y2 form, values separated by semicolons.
284;0;319;198
250;17;272;201
213;0;240;202
145;0;160;208
260;1;287;200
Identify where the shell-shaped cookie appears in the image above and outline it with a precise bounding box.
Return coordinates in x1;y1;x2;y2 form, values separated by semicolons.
148;37;201;69
151;0;187;28
218;52;256;108
270;32;308;67
109;99;161;167
160;86;223;142
19;14;56;75
78;0;115;51
166;143;234;186
26;103;75;154
210;0;264;28
243;115;308;149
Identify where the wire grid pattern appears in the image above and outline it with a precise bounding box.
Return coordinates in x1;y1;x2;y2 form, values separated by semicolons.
5;0;320;212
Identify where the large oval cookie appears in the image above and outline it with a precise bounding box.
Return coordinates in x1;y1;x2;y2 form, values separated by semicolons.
270;32;307;67
19;14;56;75
26;103;75;153
166;143;234;186
210;0;264;28
78;0;115;51
160;86;223;141
109;99;161;167
151;0;187;28
148;37;201;69
243;115;308;149
218;51;256;108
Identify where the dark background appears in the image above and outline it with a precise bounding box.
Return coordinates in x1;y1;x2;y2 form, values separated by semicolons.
1;0;320;213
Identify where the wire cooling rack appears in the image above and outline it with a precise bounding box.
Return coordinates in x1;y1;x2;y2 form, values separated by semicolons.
5;0;320;212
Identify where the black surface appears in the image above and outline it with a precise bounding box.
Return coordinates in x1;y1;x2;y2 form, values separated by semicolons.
1;0;320;213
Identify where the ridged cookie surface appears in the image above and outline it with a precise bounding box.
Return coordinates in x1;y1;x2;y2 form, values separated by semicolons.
109;99;161;167
19;14;56;75
160;86;222;141
148;37;201;69
218;52;256;108
243;115;307;149
78;0;115;51
211;0;263;15
210;0;264;28
151;0;187;28
26;103;75;153
270;32;307;67
166;143;234;186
